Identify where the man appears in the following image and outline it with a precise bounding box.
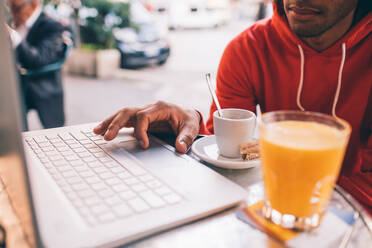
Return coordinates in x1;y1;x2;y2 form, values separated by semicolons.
94;0;372;214
8;0;67;129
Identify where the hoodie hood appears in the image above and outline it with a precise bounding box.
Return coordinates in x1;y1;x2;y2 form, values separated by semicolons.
271;0;372;55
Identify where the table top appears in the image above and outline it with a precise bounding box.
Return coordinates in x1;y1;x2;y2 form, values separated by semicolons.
124;151;372;248
1;135;371;248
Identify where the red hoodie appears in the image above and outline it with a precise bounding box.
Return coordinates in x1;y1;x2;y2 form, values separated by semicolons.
200;3;372;214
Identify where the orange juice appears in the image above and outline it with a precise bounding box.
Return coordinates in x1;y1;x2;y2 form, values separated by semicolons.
260;121;348;217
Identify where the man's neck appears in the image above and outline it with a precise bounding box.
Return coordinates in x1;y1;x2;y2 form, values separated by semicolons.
300;9;356;52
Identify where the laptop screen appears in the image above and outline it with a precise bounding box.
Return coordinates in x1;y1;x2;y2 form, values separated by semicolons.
0;2;39;247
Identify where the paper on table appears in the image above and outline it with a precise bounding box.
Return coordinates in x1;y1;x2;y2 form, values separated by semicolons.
237;200;355;248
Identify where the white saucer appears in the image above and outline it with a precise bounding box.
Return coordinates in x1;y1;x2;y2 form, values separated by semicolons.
191;135;260;169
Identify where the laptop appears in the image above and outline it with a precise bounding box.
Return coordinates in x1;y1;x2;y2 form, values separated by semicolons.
0;4;247;248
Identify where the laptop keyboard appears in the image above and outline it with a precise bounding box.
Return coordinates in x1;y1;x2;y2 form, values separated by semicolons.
24;130;182;226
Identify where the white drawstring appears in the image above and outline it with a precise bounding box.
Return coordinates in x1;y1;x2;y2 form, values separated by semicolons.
332;43;346;118
296;43;346;117
296;44;305;111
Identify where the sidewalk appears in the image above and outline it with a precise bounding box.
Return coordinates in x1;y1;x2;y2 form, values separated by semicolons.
28;71;212;130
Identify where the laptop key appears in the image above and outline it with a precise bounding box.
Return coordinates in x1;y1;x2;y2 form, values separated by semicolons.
113;204;133;218
139;174;154;182
78;152;92;158
47;168;59;175
140;191;166;208
61;151;75;157
80;139;93;145
38;142;51;148
112;184;129;193
91;204;110;215
154;186;172;196
53;141;67;148
70;160;84;166
131;183;147;193
77;189;95;198
93;167;108;174
74;165;89;172
117;171;132;179
84;143;97;149
57;146;70;152
98;189;115;198
99;157;113;163
73;147;87;153
72;199;84;208
85;176;101;184
83;156;97;163
94;140;107;146
59;133;74;141
119;190;137;201
85;215;98;226
66;155;80;161
66;177;83;185
84;196;101;206
34;136;48;143
49;155;64;161
57;165;72;172
80;171;95;178
98;212;115;223
70;131;89;141
124;177;140;185
128;198;150;213
62;171;77;178
93;152;106;158
42;147;55;152
105;177;121;186
65;139;78;145
72;183;89;191
69;143;83;149
88;148;101;153
90;136;103;141
104;196;122;206
146;180;163;189
91;182;108;191
46;135;59;140
163;193;182;204
40;158;49;164
105;161;121;168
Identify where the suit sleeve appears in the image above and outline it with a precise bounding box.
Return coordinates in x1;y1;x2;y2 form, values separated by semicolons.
203;38;259;134
15;22;65;69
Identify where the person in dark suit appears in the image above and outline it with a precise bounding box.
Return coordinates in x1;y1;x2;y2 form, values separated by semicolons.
8;0;67;129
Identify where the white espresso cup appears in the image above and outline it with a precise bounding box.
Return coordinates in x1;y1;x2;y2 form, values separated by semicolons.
213;108;256;158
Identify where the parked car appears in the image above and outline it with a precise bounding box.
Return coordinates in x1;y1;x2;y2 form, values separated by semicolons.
115;0;170;69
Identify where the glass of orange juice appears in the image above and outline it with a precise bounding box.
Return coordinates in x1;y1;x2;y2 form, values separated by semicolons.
259;111;351;230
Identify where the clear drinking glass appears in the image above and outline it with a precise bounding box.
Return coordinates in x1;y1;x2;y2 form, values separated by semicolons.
259;111;351;230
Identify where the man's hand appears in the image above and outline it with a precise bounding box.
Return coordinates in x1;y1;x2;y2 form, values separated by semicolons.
93;101;201;154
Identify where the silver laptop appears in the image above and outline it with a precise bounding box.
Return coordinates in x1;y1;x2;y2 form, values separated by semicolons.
0;4;247;248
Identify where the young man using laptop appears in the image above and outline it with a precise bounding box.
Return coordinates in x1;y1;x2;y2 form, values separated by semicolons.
95;0;372;215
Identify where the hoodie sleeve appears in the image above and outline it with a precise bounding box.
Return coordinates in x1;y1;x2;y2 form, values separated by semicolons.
361;89;372;172
203;36;259;134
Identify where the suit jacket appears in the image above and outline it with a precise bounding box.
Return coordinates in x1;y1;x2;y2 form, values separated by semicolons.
17;12;67;129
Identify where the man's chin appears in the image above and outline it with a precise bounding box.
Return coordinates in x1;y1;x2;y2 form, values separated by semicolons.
289;23;326;38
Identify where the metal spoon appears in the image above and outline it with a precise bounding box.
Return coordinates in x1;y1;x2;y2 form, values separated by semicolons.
205;73;223;117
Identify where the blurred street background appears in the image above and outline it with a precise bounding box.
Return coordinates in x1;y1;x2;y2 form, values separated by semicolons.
26;0;273;130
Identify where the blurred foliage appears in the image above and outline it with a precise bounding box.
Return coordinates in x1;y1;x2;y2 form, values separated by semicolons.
80;0;130;49
43;0;130;49
80;43;105;51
